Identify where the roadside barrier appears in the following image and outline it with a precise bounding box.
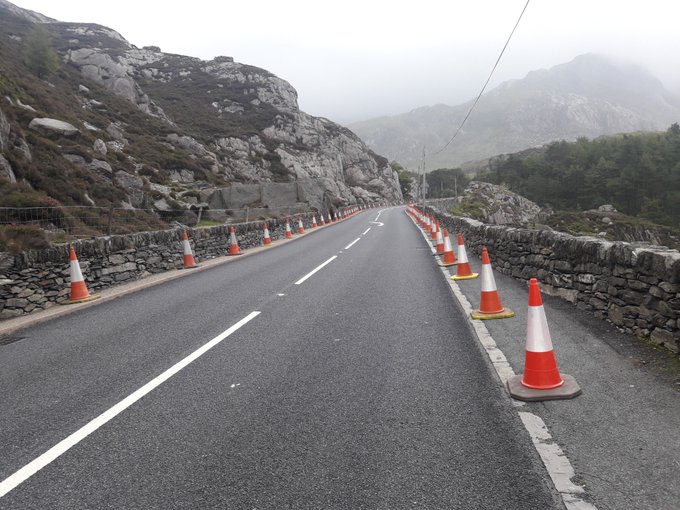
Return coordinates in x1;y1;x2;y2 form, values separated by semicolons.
451;233;479;280
470;247;514;319
227;226;242;256
507;278;582;401
181;230;199;269
62;246;100;304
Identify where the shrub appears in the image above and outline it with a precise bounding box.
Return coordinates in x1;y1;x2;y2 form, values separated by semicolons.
0;224;51;252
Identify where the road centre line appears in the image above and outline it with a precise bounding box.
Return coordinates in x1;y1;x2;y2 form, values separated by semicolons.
294;256;338;285
344;238;361;250
362;228;371;235
374;209;384;221
0;311;261;499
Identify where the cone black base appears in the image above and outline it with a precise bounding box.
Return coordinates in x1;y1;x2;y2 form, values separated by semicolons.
506;374;582;402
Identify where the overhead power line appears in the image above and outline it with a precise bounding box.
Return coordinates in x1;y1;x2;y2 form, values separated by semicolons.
433;0;531;156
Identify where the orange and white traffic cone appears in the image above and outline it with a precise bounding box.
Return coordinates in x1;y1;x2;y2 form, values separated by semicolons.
507;278;582;401
297;218;305;234
227;226;241;255
327;213;333;224
320;214;326;226
62;246;100;304
312;215;318;228
438;229;458;267
433;227;445;255
451;233;479;280
284;220;293;238
181;230;199;268
431;220;439;242
471;247;514;319
263;223;272;246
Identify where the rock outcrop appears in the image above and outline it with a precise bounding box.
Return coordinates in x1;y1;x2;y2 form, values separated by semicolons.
0;0;401;218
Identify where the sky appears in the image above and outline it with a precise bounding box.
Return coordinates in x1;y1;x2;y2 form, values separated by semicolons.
9;0;680;124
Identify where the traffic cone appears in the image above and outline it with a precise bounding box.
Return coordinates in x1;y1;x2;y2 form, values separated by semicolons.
320;214;326;226
227;226;241;255
284;220;293;238
507;278;582;401
451;233;479;280
181;230;200;268
471;248;514;319
297;218;305;234
62;246;100;304
438;229;458;267
263;223;272;246
312;216;318;228
327;213;333;224
433;227;445;255
431;220;439;242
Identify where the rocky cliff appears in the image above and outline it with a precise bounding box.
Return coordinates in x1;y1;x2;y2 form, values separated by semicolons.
0;0;401;223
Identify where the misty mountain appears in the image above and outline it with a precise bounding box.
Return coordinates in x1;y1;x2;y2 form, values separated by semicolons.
348;54;680;170
0;0;400;222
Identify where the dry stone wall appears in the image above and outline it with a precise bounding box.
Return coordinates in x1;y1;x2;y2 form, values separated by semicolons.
423;207;680;354
0;214;315;321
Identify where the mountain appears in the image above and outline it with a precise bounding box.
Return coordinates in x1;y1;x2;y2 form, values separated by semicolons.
0;0;401;223
348;54;680;170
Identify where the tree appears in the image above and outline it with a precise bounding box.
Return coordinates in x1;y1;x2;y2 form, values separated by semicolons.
24;26;60;79
390;161;417;200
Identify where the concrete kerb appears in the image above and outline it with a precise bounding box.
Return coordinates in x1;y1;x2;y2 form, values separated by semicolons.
0;216;347;337
403;208;597;510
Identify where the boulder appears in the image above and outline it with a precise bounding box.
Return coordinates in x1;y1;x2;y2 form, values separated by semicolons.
93;138;107;156
28;118;80;139
0;155;16;183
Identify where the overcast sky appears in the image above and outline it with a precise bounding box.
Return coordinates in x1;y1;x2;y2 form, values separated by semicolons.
10;0;680;124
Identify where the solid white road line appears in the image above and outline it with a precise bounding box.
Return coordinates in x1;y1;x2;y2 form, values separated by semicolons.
362;228;371;236
344;238;361;250
0;311;261;499
294;256;338;285
405;211;597;510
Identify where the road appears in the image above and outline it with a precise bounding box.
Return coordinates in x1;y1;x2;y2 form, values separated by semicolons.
0;207;567;509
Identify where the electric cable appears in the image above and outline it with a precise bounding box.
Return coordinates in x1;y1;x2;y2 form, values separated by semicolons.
433;0;530;155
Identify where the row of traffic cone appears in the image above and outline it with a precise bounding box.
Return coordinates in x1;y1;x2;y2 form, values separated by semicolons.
61;204;371;306
407;205;581;402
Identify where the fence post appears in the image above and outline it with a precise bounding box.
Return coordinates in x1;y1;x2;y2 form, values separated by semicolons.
106;204;114;235
196;206;203;226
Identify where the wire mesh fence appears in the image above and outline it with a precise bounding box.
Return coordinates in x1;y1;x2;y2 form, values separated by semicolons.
0;203;315;242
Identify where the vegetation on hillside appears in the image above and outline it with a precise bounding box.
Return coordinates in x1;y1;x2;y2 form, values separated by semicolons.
478;125;680;228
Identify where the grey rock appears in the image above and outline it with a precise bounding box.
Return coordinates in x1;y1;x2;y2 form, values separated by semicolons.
93;138;107;156
0;154;16;183
28;118;80;139
89;159;113;176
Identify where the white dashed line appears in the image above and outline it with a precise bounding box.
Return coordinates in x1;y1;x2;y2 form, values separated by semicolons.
344;238;361;250
362;228;371;235
294;256;338;285
0;311;261;498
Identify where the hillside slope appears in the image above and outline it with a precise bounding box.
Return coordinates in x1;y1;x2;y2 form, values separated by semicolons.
0;0;401;228
349;54;680;170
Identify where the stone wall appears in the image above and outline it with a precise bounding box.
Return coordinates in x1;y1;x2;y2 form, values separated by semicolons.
423;207;680;354
0;214;316;321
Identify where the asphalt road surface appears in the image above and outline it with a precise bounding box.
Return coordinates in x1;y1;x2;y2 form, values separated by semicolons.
1;207;575;508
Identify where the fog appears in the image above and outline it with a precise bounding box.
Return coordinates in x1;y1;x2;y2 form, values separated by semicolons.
12;0;680;124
